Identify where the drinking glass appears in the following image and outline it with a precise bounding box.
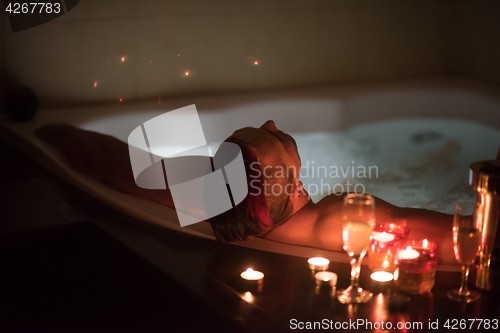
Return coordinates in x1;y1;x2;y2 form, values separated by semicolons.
337;193;375;304
447;202;482;302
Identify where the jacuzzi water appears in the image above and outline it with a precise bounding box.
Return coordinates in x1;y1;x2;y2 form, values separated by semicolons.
293;118;500;214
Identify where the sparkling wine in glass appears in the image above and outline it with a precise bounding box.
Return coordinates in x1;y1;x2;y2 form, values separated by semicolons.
337;193;375;304
447;202;482;303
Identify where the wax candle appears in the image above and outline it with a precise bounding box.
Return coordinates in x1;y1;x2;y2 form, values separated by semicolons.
240;268;264;292
372;232;396;243
370;271;394;282
240;268;264;281
307;257;330;271
397;246;420;260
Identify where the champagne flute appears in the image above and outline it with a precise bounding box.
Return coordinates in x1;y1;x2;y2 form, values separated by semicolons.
447;202;482;303
337;193;375;304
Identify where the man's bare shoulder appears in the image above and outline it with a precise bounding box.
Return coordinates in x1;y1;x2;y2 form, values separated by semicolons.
314;193;345;216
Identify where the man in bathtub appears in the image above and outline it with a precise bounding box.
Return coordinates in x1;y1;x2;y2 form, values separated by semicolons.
36;120;456;265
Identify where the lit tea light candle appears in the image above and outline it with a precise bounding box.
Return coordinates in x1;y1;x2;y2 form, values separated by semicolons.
372;232;396;242
370;271;394;282
315;271;337;288
398;246;420;260
240;268;264;281
307;257;330;271
240;268;264;293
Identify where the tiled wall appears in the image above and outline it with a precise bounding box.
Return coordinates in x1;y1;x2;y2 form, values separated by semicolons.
454;0;500;86
0;0;498;109
1;7;6;104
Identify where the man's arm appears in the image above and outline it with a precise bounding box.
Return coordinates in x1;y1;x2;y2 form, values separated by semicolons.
391;206;455;265
36;124;175;208
264;193;456;265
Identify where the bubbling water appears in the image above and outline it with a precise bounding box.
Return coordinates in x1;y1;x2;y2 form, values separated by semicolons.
293;119;500;214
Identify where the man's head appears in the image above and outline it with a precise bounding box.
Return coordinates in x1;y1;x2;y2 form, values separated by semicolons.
209;121;308;242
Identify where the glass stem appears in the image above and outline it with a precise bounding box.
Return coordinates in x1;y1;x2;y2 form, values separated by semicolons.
349;254;363;291
458;264;470;295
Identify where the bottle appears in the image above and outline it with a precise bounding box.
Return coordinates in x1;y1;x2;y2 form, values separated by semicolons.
469;148;500;291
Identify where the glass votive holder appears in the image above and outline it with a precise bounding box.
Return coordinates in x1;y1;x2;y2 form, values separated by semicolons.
368;223;409;272
394;239;438;294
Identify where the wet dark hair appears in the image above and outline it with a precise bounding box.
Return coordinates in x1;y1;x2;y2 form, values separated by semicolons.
209;137;293;242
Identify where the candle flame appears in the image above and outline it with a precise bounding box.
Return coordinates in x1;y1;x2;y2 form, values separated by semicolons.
121;56;125;62
246;268;253;273
254;61;258;65
406;246;413;253
423;239;428;248
185;71;189;76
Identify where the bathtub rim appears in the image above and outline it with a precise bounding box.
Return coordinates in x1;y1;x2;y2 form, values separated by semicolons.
3;78;498;272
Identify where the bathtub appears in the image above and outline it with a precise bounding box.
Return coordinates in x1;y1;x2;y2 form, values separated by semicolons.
1;79;499;268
